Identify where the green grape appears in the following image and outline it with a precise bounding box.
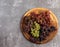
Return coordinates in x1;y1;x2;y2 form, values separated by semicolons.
31;21;40;38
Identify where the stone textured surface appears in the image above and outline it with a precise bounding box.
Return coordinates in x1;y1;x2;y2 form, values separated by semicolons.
0;0;60;47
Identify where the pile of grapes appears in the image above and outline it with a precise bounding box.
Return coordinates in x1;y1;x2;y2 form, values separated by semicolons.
22;11;56;42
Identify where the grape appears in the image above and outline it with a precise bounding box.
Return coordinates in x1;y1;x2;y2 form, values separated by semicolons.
50;26;56;31
24;16;29;24
39;35;46;41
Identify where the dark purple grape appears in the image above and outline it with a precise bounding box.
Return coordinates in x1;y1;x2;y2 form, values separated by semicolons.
24;16;29;24
50;26;56;31
39;35;46;41
45;31;49;36
46;26;56;32
23;25;30;33
46;27;51;32
47;29;51;32
30;37;36;42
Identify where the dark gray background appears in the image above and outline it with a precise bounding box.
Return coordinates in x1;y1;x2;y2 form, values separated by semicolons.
0;0;60;47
